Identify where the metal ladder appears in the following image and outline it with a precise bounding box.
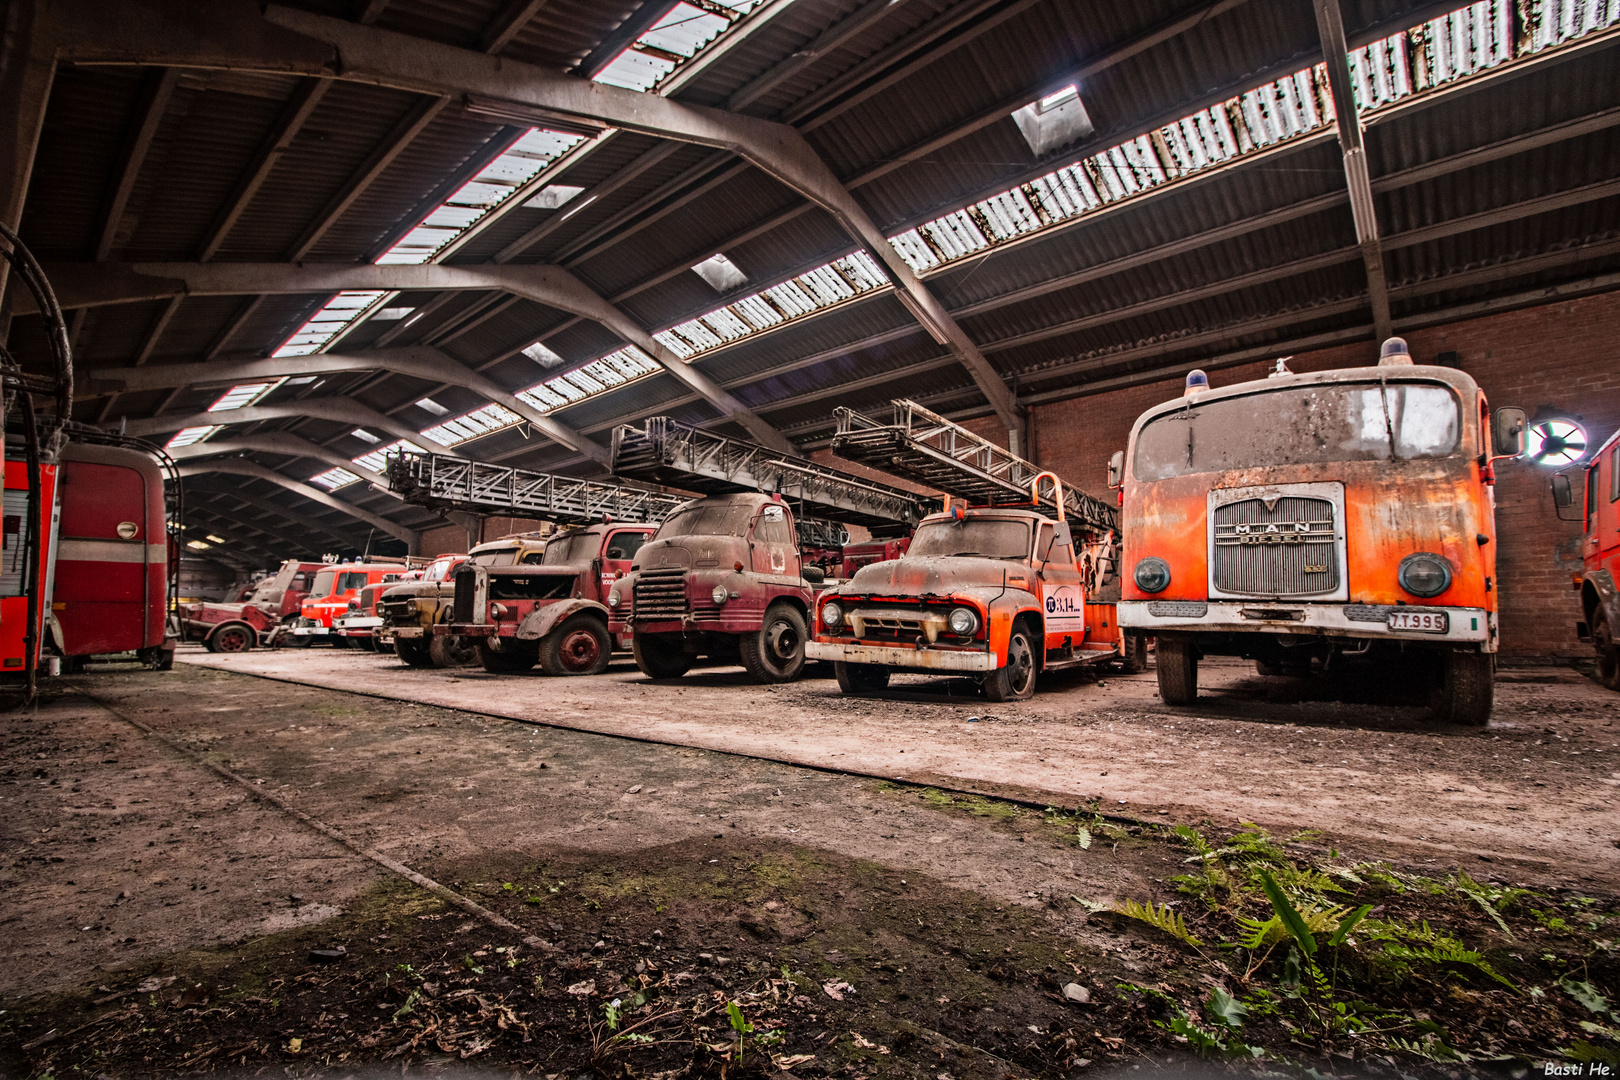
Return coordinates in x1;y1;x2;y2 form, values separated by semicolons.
385;452;689;525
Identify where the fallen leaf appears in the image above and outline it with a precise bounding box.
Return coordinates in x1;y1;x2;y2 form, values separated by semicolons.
136;975;177;993
287;1037;302;1054
822;979;854;1001
773;1053;816;1070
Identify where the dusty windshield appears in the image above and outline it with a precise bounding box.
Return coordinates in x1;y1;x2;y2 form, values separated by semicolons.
655;501;755;540
337;571;368;592
471;549;516;567
308;570;336;599
908;518;1031;560
423;559;456;582
1133;381;1462;481
542;532;599;565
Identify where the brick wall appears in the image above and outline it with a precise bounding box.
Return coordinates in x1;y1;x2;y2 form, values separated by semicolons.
418;516;555;559
1020;289;1620;660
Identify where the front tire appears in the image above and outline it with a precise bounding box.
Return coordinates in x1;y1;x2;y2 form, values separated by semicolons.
740;602;807;683
633;632;691;679
478;638;539;673
539;616;611;676
1593;606;1620;692
1432;650;1493;726
209;624;254;653
834;661;890;694
428;633;479;668
1156;635;1198;705
396;637;434;668
1118;634;1148;674
984;622;1037;702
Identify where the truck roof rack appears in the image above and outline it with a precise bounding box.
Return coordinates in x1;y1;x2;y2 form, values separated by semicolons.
386;452;688;526
832;399;1117;535
610;416;929;534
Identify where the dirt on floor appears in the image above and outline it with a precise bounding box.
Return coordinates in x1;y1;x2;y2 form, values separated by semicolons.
1;661;1617;1078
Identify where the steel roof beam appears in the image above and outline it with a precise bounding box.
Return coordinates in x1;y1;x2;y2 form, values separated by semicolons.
167;431;399;489
120;396;457;453
0;0;55;304
179;511;294;564
176;459;420;549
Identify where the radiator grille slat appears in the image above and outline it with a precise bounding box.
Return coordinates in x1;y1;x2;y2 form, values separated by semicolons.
633;567;688;619
1212;496;1339;596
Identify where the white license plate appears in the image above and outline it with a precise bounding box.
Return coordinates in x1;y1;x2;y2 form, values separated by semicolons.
1388;610;1448;633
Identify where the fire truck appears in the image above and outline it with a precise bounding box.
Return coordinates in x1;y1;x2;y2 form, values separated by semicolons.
177;558;325;651
607;417;930;683
1552;425;1620;691
1114;339;1525;725
287;561;410;645
811;401;1129;698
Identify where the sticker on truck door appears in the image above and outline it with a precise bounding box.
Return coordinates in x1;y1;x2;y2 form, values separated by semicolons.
1045;585;1086;633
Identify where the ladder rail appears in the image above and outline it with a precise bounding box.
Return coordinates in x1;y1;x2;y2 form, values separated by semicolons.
387;452;688;526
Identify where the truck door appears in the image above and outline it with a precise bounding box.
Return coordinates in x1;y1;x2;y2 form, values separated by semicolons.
600;529;648;599
751;504;797;579
1598;443;1620;576
55;459;151;655
1036;521;1087;647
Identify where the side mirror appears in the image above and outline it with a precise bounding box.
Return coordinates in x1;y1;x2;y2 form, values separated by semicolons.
1551;473;1573;509
802;565;825;584
1106;450;1125;489
1052;521;1072;548
1492;407;1526;459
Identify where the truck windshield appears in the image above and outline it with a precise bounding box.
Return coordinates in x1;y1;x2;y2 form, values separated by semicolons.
472;549;516;566
338;571;368;592
422;559;456;582
542;532;599;565
309;570;336;598
1133;381;1461;481
908;518;1031;560
655;502;755;539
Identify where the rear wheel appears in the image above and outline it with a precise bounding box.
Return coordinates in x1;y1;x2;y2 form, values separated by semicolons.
740;602;807;683
478;638;539;673
1594;607;1620;692
209;624;254;653
428;633;479;668
1156;635;1198;705
984;622;1037;702
1432;650;1494;726
396;637;434;668
1118;634;1148;674
540;616;612;676
834;661;890;694
280;632;311;648
633;632;691;680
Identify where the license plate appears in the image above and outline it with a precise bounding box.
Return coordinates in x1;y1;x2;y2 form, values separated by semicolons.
1388;610;1447;633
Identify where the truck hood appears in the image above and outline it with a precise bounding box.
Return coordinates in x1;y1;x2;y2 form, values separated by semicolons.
845;556;1026;596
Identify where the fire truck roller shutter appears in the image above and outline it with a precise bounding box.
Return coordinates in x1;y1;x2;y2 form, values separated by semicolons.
54;444;168;656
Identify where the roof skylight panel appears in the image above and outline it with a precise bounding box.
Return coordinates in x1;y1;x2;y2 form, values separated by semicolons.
208;379;285;412
920;211;988;260
544;376;587;404
594;2;763;92
975;190;1040;241
763;280;818;318
889;230;939;273
271;290;385;357
700;307;752;341
833;252;886;291
560;368;605;395
797;266;855;306
652;331;697;359
517;383;570;411
310;467;362;491
733;294;784;330
165;425;220;449
1525;0;1615;51
671;317;724;351
353;439;427;473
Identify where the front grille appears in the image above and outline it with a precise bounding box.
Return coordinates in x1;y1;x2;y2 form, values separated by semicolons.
1212;496;1339;596
860;615;924;642
452;568;476;624
633;567;688;619
377;599;413;622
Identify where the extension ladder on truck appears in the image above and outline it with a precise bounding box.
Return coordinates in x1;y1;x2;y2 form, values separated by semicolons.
386;452;689;525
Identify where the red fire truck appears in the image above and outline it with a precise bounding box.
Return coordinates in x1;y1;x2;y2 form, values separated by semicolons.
177;558;326;652
1553;425;1620;690
287;561;410;645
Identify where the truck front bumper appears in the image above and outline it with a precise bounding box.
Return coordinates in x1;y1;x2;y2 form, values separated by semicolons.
444;624;497;638
290;624;333;637
1116;600;1494;646
334;617;382;636
807;638;995;672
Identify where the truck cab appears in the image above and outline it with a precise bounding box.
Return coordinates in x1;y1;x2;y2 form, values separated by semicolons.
379;533;549;667
289;562;408;645
607;492;825;683
1556;426;1620;690
447;522;654;674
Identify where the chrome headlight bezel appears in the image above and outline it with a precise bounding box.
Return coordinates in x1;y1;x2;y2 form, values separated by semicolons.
710;584;729;606
821;601;844;630
1397;552;1453;598
606;589;620;608
947;606;978;636
1133;556;1171;593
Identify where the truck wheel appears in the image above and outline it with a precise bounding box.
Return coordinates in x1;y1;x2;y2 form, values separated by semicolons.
396;637;434;668
540;616;612;676
740;602;807;683
1156;636;1198;705
984;621;1037;701
209;624;254;653
1118;634;1148;674
834;661;889;694
633;632;691;680
281;634;311;648
1594;607;1620;691
1432;650;1493;726
428;634;479;668
478;638;538;673
151;649;175;672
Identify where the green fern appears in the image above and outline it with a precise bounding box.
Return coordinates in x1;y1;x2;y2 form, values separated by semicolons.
1114;899;1204;946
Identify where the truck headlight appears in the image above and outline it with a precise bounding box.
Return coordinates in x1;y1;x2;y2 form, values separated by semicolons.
1134;557;1171;593
947;607;978;635
822;602;844;630
711;584;729;606
1397;552;1452;598
607;589;619;608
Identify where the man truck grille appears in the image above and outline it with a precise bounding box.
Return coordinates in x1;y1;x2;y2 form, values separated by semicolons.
633;567;687;618
1212;496;1339;596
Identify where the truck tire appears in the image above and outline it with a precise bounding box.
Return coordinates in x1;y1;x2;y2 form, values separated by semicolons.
983;620;1037;701
478;638;538;673
1156;635;1198;705
396;637;434;668
740;602;807;683
428;633;479;668
208;624;254;653
633;632;691;680
281;633;311;648
1594;607;1620;691
1118;634;1148;674
834;661;889;694
539;615;612;677
1433;650;1493;726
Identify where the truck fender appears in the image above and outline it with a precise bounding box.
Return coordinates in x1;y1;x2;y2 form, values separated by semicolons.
515;598;610;641
1582;570;1620;639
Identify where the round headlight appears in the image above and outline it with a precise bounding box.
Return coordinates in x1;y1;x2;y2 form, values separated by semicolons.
606;589;620;608
711;584;729;605
947;607;978;635
1134;556;1171;593
822;601;844;630
1397;552;1452;598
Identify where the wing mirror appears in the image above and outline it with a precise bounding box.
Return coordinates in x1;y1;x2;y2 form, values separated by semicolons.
1492;407;1526;459
1052;521;1072;548
1106;450;1125;489
1551;473;1583;522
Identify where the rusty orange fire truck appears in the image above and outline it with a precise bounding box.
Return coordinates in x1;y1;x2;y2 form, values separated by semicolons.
1552;424;1620;691
1114;338;1525;725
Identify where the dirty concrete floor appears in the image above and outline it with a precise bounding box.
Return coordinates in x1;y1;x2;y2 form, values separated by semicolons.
179;647;1620;888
